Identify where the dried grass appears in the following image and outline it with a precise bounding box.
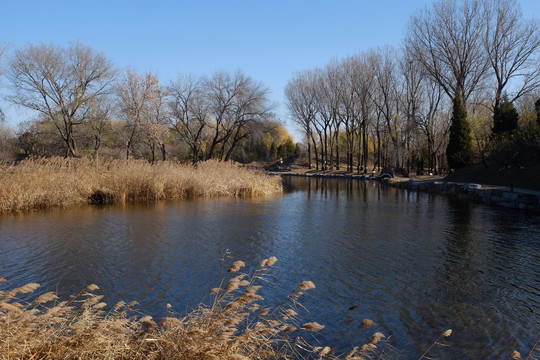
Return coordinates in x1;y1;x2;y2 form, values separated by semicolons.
0;257;404;360
0;157;282;214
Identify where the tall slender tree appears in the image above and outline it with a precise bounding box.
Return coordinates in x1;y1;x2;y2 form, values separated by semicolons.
285;71;319;169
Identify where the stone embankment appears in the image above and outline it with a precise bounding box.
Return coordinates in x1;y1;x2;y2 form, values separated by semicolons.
269;171;373;180
277;172;540;211
389;179;540;211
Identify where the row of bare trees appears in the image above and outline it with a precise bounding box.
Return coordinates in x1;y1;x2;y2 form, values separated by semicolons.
286;49;450;173
286;0;540;173
1;42;287;163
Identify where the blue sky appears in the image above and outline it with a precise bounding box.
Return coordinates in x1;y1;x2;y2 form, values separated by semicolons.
2;0;540;138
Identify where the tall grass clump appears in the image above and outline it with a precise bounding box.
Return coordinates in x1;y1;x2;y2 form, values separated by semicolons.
0;157;282;214
0;257;403;360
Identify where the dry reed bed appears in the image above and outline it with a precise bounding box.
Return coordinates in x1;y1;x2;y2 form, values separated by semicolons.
0;257;400;360
0;157;282;214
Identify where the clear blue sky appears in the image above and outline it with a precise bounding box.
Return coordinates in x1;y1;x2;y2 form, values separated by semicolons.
1;0;540;139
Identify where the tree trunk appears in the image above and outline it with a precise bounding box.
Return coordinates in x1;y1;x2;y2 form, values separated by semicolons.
335;124;340;170
311;132;319;170
161;143;166;161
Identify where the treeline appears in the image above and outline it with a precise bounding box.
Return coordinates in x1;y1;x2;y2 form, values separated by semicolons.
0;44;297;163
286;0;540;174
2;0;540;173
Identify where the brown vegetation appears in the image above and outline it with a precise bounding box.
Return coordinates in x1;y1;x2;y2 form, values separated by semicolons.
2;257;537;359
0;257;400;360
0;157;282;214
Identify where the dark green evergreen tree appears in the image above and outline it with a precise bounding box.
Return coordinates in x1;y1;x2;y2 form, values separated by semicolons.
493;95;519;135
446;96;472;170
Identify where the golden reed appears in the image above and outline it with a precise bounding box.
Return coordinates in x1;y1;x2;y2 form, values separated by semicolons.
0;157;282;214
0;257;411;360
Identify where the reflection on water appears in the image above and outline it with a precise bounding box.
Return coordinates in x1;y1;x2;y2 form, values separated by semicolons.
1;177;539;359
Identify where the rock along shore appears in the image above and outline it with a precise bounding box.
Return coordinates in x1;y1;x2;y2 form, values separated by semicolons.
274;172;540;212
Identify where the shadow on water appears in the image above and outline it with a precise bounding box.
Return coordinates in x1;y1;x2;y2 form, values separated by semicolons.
1;177;539;359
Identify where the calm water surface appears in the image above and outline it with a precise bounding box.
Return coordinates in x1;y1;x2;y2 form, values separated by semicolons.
1;177;539;359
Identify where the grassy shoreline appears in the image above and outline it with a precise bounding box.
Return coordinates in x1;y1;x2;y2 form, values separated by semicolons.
0;158;282;214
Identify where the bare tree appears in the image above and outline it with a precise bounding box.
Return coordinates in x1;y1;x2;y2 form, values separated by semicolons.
483;0;540;109
116;69;163;160
339;56;362;172
168;75;208;164
405;0;490;105
351;52;376;173
204;72;239;160
409;75;449;174
204;71;271;161
370;47;401;168
313;68;336;171
323;60;343;170
224;75;272;162
7;42;114;157
400;51;424;171
285;70;319;169
145;86;169;162
85;98;113;159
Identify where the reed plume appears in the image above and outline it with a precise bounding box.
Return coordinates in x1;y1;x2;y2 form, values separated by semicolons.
0;257;459;360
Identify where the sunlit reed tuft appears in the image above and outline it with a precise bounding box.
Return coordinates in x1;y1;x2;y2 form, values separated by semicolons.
86;284;100;291
228;260;246;273
297;280;316;291
370;332;385;344
359;319;376;329
302;322;325;332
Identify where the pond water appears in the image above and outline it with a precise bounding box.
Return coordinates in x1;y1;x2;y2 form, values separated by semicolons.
1;177;539;359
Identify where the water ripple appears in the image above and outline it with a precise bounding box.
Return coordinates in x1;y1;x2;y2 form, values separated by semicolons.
1;179;539;359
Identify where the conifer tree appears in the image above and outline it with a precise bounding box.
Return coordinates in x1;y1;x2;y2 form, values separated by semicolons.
493;96;519;135
446;96;472;170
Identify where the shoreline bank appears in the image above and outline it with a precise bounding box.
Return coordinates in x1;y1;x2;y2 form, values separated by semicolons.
274;171;540;212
